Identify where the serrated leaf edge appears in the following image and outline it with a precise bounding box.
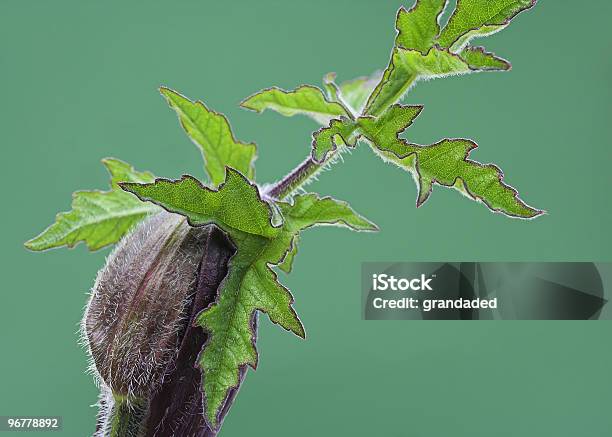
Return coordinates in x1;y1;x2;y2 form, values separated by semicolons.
25;158;158;252
461;45;512;71
311;117;357;164
120;167;280;237
410;138;544;219
441;0;537;51
373;128;545;219
194;235;304;431
394;2;449;55
159;87;257;184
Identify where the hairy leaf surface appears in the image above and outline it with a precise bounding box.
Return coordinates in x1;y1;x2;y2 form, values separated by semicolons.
240;85;349;124
121;169;376;429
161;87;256;186
358;105;541;218
365;47;470;116
311;117;357;163
395;0;447;53
460;46;510;71
437;0;535;50
366;0;534;115
25;159;159;251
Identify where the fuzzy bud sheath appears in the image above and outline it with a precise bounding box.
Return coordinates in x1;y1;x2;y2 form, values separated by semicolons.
84;211;247;436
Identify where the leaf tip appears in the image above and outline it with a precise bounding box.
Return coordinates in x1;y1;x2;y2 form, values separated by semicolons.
239;92;263;113
367;222;381;232
395;5;409;20
415;193;429;208
158;85;172;95
294;322;306;339
23;239;38;251
413;104;425;116
158;86;184;105
523;206;546;220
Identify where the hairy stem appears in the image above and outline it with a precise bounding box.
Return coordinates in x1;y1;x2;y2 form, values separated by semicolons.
267;76;396;200
267;126;358;200
267;156;322;200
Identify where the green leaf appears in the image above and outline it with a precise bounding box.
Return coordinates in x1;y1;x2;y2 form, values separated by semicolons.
311;117;357;163
104;158;154;188
358;105;542;218
122;170;275;238
365;0;535;115
277;234;298;274
278;193;378;233
437;0;536;51
25;158;159;251
395;0;447;53
240;85;349;124
337;71;383;116
160;87;256;186
359;105;424;144
365;47;470;116
459;46;510;71
121;170;376;429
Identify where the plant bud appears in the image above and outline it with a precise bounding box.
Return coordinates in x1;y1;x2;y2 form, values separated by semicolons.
84;211;211;398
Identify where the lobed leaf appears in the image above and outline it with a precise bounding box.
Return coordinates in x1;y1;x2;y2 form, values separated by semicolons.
358;105;542;218
240;85;349;125
311;117;357;163
459;46;510;71
395;0;447;53
160;87;256;186
437;0;536;51
365;0;534;115
365;47;470;116
25;159;159;251
121;169;276;238
121;170;376;429
278;193;378;233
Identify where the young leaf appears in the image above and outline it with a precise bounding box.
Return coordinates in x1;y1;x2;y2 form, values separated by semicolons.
395;0;447;53
437;0;536;51
365;47;470;116
160;87;256;186
25;158;159;251
278;193;378;233
336;71;383;116
459;46;510;71
278;194;378;271
121;169;376;429
240;85;349;124
358;105;542;218
366;0;534;115
311;117;357;163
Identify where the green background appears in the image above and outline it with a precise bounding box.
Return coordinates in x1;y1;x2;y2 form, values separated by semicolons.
2;1;611;435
